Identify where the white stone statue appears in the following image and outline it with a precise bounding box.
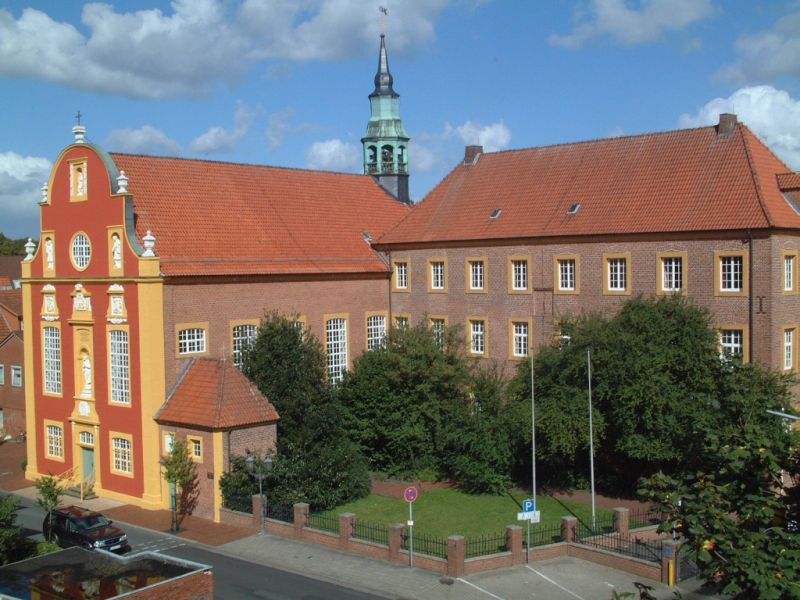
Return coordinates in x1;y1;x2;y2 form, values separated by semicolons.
81;353;92;397
111;234;122;269
73;284;91;313
45;238;54;271
77;168;86;196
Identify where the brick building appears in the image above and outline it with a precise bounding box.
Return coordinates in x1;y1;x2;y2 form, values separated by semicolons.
0;289;24;437
376;114;800;389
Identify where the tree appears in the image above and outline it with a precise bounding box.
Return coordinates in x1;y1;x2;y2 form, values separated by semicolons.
338;319;472;477
35;474;64;543
0;494;29;565
640;363;800;598
241;312;370;510
161;437;198;531
0;233;30;256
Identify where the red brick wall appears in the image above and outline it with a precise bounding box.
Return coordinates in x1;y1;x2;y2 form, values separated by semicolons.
126;569;213;599
0;334;25;436
568;544;661;581
389;234;798;375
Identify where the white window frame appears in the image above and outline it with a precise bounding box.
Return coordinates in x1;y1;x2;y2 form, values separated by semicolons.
785;329;794;371
43;326;62;394
512;322;529;357
366;315;387;351
469;260;484;290
232;324;258;368
720;329;744;358
178;328;206;355
431;318;446;350
785;255;795;292
720;256;743;292
559;259;576;291
661;257;683;292
395;262;408;289
109;330;130;404
512;260;528;291
47;425;63;458
10;365;21;387
608;258;627;291
470;320;485;355
326;318;348;384
113;437;133;473
431;261;445;290
79;431;94;446
71;233;91;269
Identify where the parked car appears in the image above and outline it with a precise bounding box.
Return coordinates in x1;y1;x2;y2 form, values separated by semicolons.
42;506;130;553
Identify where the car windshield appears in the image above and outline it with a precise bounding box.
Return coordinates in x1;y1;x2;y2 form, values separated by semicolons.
74;514;111;530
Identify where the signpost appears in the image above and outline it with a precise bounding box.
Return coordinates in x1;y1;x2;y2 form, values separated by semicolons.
517;498;541;558
404;486;417;567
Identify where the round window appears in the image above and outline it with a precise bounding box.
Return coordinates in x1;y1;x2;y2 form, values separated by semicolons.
71;234;91;269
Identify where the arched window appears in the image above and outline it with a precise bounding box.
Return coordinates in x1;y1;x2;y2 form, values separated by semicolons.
367;146;377;173
381;145;394;173
398;146;406;173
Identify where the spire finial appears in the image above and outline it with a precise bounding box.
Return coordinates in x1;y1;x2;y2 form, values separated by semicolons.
379;6;387;34
75;110;82;125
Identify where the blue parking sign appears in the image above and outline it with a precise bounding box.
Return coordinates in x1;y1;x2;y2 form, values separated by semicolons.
523;498;535;512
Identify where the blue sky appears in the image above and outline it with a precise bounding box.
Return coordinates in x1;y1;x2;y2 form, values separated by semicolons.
2;0;800;238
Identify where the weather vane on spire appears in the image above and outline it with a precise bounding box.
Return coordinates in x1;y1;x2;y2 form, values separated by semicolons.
379;6;387;34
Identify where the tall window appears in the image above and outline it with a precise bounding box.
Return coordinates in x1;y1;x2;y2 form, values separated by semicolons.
470;320;485;355
326;318;347;383
469;260;484;290
661;257;683;292
366;315;387;350
720;256;743;292
559;259;576;291
395;315;409;330
43;326;62;394
430;261;445;290
785;329;794;371
109;330;130;404
512;322;529;357
112;437;133;473
46;425;63;458
395;262;408;289
11;366;21;387
720;329;744;358
608;258;627;291
178;328;206;355
232;324;257;368
512;260;528;291
785;255;795;292
431;318;446;350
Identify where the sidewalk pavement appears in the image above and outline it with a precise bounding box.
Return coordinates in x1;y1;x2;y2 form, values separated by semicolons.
1;441;719;599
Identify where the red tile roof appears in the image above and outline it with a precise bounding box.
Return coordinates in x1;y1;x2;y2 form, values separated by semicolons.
379;122;800;246
0;257;21;281
110;154;410;277
155;358;279;430
0;290;22;341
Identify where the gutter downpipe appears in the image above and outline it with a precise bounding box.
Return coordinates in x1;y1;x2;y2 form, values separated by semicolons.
748;229;754;364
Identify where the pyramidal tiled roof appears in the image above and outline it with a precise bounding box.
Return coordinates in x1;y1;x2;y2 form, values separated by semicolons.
378;122;800;246
155;358;279;430
110;154;410;277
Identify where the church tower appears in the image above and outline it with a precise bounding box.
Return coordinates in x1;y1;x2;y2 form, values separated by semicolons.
362;34;410;204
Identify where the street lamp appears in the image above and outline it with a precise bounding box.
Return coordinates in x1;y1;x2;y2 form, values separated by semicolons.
246;450;274;535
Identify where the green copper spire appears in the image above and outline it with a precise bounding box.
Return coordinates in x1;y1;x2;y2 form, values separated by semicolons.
362;34;410;204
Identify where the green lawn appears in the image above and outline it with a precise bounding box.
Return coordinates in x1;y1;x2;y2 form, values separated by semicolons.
321;488;610;538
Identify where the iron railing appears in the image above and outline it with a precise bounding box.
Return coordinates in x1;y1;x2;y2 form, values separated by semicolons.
464;532;508;558
630;509;664;529
307;512;339;534
352;520;389;545
524;523;565;547
402;531;448;559
266;503;293;523
578;533;663;564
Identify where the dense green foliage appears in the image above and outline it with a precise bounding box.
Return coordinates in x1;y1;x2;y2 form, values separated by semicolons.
231;313;370;510
35;475;64;543
0;233;29;256
0;494;30;565
640;363;800;598
219;455;258;512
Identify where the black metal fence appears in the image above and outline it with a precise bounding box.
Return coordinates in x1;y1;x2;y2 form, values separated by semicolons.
678;545;700;581
402;531;448;559
629;509;664;530
578;533;663;564
464;532;508;559
352;520;389;546
266;503;294;523
575;513;615;538
307;512;339;534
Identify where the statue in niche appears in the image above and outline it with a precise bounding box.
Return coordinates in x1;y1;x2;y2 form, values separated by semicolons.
73;284;91;313
81;352;92;397
111;233;122;269
76;167;86;196
45;238;54;271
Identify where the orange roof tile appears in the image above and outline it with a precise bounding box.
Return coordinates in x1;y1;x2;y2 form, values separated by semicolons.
110;154;410;277
155;358;279;430
379;122;800;246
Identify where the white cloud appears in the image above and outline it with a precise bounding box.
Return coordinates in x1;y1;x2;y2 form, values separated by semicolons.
607;126;625;138
717;12;800;84
678;86;800;169
409;140;440;173
0;152;51;237
305;139;361;172
265;108;319;151
444;120;511;152
190;103;256;154
106;125;182;155
549;0;714;49
0;1;448;99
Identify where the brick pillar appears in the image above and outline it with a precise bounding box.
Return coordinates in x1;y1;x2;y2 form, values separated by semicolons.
506;525;524;564
339;512;355;550
447;535;465;577
388;524;404;561
293;503;309;537
251;494;265;531
661;540;681;586
561;516;577;543
613;507;630;536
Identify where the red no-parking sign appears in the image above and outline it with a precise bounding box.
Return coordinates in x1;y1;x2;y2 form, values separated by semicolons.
404;486;418;503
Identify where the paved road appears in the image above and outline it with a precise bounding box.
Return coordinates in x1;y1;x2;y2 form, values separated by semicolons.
10;495;386;600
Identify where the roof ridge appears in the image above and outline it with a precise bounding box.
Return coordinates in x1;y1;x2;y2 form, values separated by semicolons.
738;123;775;227
109;151;371;179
